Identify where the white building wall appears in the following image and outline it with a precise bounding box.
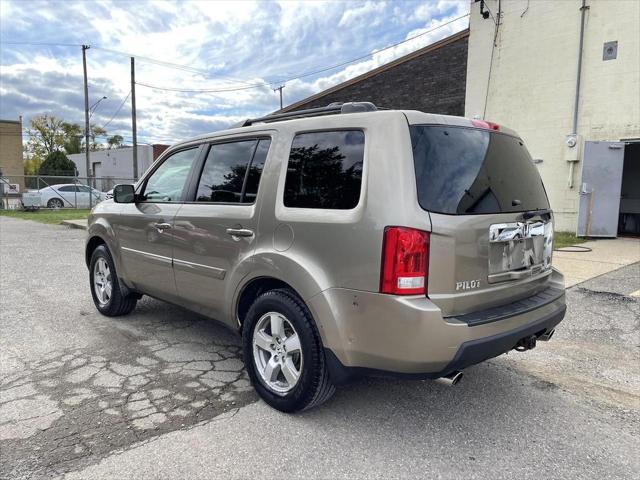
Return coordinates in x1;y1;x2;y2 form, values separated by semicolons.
69;145;154;187
465;0;640;231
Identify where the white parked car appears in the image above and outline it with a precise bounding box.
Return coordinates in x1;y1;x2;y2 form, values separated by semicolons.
38;184;106;208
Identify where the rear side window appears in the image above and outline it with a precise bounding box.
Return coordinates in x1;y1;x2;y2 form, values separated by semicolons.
195;138;270;203
410;126;549;215
284;130;364;209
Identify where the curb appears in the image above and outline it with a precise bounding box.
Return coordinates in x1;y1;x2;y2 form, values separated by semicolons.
62;220;88;230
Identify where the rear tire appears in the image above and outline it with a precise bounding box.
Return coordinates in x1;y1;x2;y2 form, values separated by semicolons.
47;198;64;208
89;245;138;316
242;288;335;413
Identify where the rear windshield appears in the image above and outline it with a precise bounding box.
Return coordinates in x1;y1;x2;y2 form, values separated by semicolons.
410;125;549;215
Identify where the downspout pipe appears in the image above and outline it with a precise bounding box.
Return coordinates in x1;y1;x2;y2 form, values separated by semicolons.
569;0;588;188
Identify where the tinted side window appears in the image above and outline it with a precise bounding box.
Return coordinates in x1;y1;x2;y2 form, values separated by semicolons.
195;139;269;203
243;139;271;203
143;148;198;202
284;130;364;209
58;185;76;192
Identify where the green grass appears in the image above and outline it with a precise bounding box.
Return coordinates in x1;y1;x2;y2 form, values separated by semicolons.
554;231;587;250
0;208;91;225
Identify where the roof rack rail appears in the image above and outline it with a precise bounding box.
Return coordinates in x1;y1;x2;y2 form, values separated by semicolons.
237;101;378;127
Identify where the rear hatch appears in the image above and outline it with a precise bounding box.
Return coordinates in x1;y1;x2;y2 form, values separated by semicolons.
410;123;554;317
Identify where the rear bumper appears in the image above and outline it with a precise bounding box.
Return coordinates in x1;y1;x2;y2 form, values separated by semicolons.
308;269;565;381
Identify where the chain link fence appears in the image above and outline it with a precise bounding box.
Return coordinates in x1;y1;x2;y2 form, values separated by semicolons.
0;175;136;210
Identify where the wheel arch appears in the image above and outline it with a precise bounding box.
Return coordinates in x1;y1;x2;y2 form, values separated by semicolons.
85;235;106;267
231;251;331;331
85;218;122;273
236;276;300;329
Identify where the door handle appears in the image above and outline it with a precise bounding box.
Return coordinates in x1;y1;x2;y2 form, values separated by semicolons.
153;222;172;232
225;228;254;238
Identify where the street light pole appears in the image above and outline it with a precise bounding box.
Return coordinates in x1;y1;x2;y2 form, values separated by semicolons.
82;44;92;208
89;96;107;120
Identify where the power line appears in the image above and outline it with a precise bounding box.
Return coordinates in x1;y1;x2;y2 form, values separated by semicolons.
1;41;83;47
100;91;131;130
271;13;470;84
3;13;469;96
91;46;267;87
135;80;269;93
132;13;469;94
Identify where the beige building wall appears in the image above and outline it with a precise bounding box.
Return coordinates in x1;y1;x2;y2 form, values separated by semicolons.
465;0;640;231
0;119;24;192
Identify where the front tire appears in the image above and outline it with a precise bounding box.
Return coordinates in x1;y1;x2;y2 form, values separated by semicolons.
89;245;138;316
242;289;335;413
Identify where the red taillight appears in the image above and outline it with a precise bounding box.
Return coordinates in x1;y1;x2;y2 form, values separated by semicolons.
380;227;430;296
471;119;500;131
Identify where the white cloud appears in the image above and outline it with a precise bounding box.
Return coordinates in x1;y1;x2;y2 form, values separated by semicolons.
0;0;469;145
338;1;387;27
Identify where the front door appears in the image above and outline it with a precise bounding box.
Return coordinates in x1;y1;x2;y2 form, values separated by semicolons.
577;141;626;237
172;137;271;322
113;147;201;300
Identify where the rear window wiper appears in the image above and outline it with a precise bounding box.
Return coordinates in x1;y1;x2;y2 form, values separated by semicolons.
520;208;552;220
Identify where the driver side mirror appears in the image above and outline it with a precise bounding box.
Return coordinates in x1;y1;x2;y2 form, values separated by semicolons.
113;184;136;203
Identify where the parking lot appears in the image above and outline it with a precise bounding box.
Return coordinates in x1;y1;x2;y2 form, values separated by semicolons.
1;216;638;479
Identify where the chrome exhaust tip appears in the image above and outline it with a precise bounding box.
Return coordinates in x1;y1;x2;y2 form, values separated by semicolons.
539;329;555;341
434;371;464;386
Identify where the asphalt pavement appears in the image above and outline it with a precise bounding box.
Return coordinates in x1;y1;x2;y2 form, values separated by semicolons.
0;216;638;480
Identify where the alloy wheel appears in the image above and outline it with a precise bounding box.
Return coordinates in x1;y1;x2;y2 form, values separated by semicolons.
93;257;112;306
252;312;303;395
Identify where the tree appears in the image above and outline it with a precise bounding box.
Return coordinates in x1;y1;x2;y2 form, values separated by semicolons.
38;151;77;186
27;114;111;157
107;134;124;149
27;114;65;158
24;155;42;176
90;125;107;151
62;122;83;154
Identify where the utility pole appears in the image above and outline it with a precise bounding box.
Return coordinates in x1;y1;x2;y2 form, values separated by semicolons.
274;85;284;110
131;57;138;180
82;44;92;208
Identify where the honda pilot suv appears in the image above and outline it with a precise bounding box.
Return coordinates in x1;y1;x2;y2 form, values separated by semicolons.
86;102;565;412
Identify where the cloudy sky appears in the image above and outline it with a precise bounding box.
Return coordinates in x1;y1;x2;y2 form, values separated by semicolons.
0;0;469;146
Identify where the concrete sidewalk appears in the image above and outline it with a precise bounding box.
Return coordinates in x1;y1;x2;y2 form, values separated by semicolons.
553;237;640;287
61;219;88;230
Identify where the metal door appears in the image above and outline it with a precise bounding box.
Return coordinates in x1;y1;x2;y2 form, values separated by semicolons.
577;141;625;237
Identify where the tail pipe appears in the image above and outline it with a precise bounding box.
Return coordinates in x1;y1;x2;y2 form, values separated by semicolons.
539;329;555;341
434;371;464;386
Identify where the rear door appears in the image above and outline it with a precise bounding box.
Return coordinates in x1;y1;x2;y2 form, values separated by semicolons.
410;124;554;316
113;146;201;300
172;137;271;321
577;141;625;237
57;185;78;207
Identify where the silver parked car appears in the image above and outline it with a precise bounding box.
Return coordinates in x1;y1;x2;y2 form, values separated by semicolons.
86;103;565;412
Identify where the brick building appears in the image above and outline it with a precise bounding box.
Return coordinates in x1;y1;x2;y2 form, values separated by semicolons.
0;118;24;193
281;29;469;115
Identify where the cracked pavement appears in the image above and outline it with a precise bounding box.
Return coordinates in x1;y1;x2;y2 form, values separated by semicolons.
1;217;638;479
0;217;256;479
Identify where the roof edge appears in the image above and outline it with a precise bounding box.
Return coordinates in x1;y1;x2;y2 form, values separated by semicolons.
279;28;469;113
